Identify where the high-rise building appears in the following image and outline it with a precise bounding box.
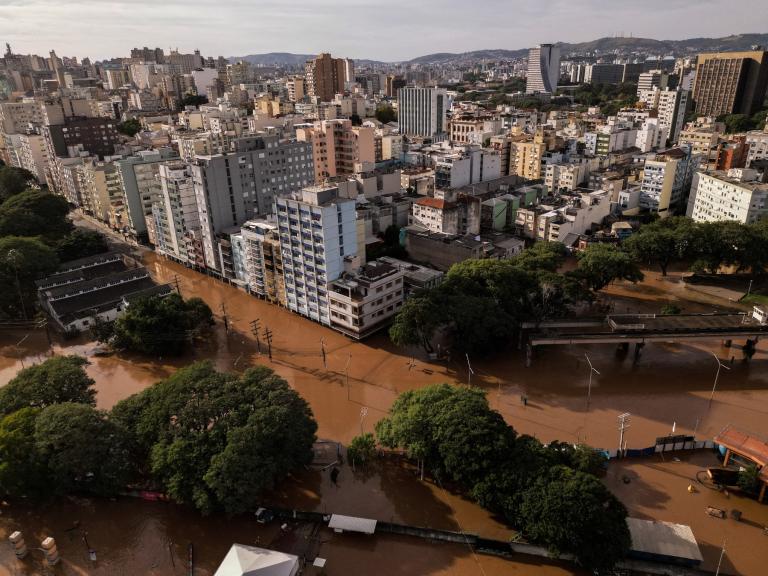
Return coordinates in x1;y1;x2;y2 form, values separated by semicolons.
304;53;346;102
584;64;623;85
692;50;768;117
688;168;768;224
130;47;165;63
154;162;204;266
241;220;287;306
397;86;448;139
275;185;358;326
295;119;375;182
639;146;700;215
191;134;314;271
526;44;560;94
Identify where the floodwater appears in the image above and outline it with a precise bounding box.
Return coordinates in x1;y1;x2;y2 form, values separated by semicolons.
1;251;767;575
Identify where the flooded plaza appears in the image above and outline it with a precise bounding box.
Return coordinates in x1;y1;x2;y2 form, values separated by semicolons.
1;251;767;574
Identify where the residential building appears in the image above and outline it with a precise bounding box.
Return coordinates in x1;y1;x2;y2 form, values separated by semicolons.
526;44;560;94
327;260;405;339
296;119;374;182
434;146;501;190
275;185;358;326
240;220;287;306
44;116;120;159
191;134;314;271
688;168;768;224
397;86;448;139
639;146;700;215
286;76;306;102
305;53;346;102
692;50;768;116
545;162;589;192
746;130;768;168
449;112;502;145
584;63;623;85
637;70;670;95
154;162;203;266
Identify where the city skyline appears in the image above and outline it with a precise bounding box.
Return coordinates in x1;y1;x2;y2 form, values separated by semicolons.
1;0;767;61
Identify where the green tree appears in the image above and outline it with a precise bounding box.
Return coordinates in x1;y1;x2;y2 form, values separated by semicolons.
624;217;695;276
0;407;47;497
375;104;397;124
575;243;644;291
737;464;761;496
388;291;445;353
0;189;72;240
116;118;142;136
0;355;95;416
520;466;631;571
112;362;316;515
178;94;209;110
0;165;36;204
34;403;133;496
347;433;376;467
661;303;682;315
720;114;752;134
0;236;59;319
55;228;109;262
108;293;214;355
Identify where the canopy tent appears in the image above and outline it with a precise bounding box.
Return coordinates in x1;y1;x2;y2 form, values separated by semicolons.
213;544;299;576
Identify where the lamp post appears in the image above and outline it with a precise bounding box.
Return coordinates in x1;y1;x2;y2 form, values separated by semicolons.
708;352;730;408
585;353;600;410
466;353;474;387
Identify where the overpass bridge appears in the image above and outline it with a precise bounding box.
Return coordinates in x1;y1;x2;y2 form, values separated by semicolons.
521;310;768;366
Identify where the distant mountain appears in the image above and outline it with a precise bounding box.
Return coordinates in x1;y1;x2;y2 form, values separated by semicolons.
230;53;315;67
230;34;768;67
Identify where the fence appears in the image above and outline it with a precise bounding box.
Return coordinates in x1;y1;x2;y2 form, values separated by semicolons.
606;439;717;460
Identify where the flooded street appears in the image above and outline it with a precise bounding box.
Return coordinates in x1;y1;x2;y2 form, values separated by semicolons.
1;251;767;574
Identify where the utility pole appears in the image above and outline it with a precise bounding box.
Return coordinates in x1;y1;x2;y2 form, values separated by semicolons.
359;406;368;435
263;327;273;361
618;413;631;458
466;353;474;387
249;319;261;353
709;352;730;408
715;539;726;576
220;302;229;334
585;353;600;410
320;338;327;368
345;353;352;400
173;274;182;296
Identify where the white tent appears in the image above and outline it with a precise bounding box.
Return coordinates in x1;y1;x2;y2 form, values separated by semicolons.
214;544;300;576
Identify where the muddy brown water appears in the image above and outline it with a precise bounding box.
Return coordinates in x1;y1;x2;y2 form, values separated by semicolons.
1;252;767;574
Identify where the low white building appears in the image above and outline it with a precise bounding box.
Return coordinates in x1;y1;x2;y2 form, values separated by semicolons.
688;168;768;224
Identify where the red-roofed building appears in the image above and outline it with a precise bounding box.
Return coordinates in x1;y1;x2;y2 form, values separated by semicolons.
411;196;459;234
714;424;768;502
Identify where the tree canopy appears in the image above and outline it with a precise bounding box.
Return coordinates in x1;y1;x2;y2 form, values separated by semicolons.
375;104;397;124
116;118;142;137
55;228;109;262
0;189;72;240
102;293;214;356
0;165;37;204
0;355;96;417
0;236;59;319
111;362;317;515
575;243;644;291
375;384;629;570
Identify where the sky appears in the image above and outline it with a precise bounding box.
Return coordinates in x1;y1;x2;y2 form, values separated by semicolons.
0;0;766;62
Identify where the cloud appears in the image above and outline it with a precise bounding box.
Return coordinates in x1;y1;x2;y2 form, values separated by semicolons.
0;0;764;61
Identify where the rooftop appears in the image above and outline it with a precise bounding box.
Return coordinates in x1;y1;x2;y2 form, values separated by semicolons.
714;425;768;478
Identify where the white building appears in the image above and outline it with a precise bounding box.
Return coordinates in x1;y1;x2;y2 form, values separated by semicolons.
275;185;358;326
639;146;700;215
154;162;203;265
328;260;405;339
397;87;448;138
526;44;560;94
635;118;669;153
746;130;768;168
688;169;768;224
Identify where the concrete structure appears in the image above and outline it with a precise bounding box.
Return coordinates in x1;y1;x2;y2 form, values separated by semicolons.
376;256;444;293
626;519;703;568
746;130;768;168
397;87;448;139
692;50;768;117
434;146;501;190
296;119;374;182
526;44;560;94
688;168;768;224
241;220;287;306
583;63;623;85
154;162;203;266
191;134;314;271
639;146;699;215
305;53;346;102
328;260;405;338
275;185;358;326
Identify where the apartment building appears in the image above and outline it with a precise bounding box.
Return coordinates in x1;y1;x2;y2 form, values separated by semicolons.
275;185;358;326
296;119;374;182
746;130;768;168
639;146;700;214
191;134;314;271
515;189;611;243
434;146;501;190
544;162;589;192
305;53;346;102
328;260;405;339
688;168;768;224
449;112;502;145
240;220;287;306
154;162;203;266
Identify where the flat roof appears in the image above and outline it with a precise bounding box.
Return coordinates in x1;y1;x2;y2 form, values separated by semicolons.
627;518;703;564
328;514;377;534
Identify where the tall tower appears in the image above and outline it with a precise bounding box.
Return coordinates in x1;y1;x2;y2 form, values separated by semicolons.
526;44;561;94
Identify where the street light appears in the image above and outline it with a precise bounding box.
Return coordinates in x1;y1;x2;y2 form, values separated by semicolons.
466;353;474;387
708;352;730;408
585;353;600;410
